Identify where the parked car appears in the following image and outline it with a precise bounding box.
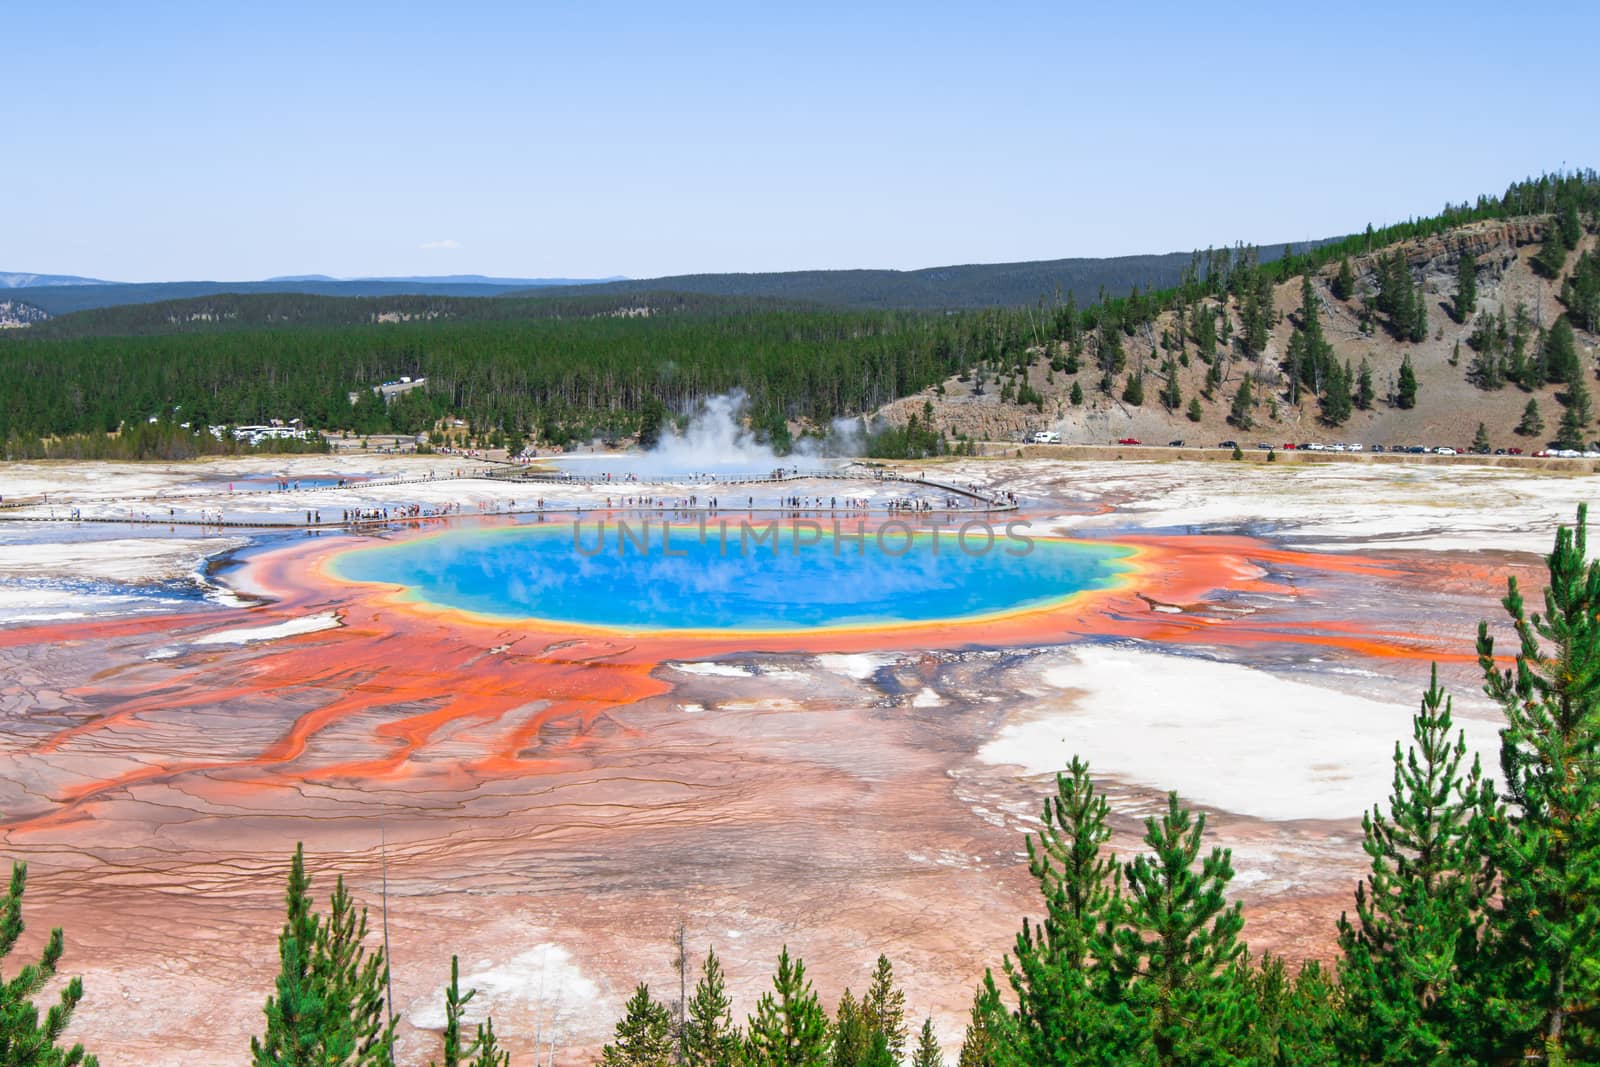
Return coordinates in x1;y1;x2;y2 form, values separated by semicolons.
1371;445;1386;453
1281;443;1297;450
1436;447;1458;456
1030;430;1062;444
1218;440;1239;449
1346;443;1364;452
1255;442;1272;450
1168;439;1185;447
1116;437;1141;445
1507;447;1523;455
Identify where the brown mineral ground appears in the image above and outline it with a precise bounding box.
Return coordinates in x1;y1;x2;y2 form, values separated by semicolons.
0;457;1574;1064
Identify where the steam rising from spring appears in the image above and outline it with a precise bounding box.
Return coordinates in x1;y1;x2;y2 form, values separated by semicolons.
615;390;865;476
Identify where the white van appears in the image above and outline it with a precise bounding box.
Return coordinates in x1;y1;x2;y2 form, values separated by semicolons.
1031;430;1062;444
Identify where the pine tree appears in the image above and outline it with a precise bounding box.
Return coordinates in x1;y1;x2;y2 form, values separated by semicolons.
1557;201;1583;249
1477;506;1600;1060
912;1019;943;1067
252;845;395;1067
1193;306;1217;363
1408;284;1429;343
956;981;1010;1067
1112;792;1251;1066
253;846;322;1067
1121;373;1144;406
421;962;510;1067
1396;355;1418;409
684;950;741;1067
1185;397;1202;423
1285;328;1307;405
859;1031;893;1067
832;989;865;1067
431;957;476;1067
1356;357;1375;410
603;984;675;1067
1296;273;1334;398
320;876;394;1066
1542;316;1580;385
1069;381;1083;407
1240;270;1275;358
1335;666;1500;1064
862;956;907;1063
1319;360;1352;426
991;758;1134;1067
1454;253;1478;322
1161;360;1182;412
1096;328;1126;384
1228;377;1254;430
1555;378;1592;450
0;862;98;1067
469;1019;510;1067
1245;955;1338;1065
746;948;829;1067
1517;399;1545;437
1467;320;1507;390
1534;223;1570;279
1376;252;1412;333
1333;256;1356;301
1473;422;1492;453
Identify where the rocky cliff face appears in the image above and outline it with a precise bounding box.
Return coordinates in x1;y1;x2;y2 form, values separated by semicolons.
1344;216;1547;292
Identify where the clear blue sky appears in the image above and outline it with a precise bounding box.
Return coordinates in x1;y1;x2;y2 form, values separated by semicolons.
9;1;1596;282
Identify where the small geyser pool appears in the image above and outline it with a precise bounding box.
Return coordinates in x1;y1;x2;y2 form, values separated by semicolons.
328;520;1134;632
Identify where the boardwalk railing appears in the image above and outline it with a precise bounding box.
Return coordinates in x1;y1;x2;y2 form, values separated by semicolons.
496;465;1014;509
0;463;1014;529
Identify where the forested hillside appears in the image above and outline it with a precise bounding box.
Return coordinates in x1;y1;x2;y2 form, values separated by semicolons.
0;308;1004;453
496;246;1322;311
1;171;1595;460
21;289;807;340
879;172;1600;455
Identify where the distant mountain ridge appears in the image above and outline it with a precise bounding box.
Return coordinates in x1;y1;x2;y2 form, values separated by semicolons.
498;244;1340;311
265;273;628;286
6;241;1339;316
0;272;115;288
10;278;607;316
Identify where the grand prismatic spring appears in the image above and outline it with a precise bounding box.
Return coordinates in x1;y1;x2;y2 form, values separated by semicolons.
0;452;1588;1064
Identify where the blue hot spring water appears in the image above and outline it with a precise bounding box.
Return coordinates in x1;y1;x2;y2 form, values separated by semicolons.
329;520;1132;632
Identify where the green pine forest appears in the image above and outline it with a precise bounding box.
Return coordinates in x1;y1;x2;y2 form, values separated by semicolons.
8;508;1600;1065
2;172;1597;462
